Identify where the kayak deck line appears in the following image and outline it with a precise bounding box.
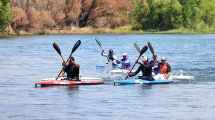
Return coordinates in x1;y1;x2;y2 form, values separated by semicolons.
114;79;174;86
34;77;104;87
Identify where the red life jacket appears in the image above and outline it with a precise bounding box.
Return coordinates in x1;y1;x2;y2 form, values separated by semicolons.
160;63;169;74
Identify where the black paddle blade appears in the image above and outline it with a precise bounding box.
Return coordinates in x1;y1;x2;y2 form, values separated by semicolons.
140;45;148;56
134;43;141;53
53;42;62;55
71;40;81;54
147;42;155;55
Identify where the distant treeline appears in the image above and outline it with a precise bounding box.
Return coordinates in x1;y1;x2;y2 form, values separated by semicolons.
1;0;215;33
131;0;215;32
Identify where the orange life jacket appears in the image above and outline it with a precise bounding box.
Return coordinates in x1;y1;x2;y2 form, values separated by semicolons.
160;63;169;74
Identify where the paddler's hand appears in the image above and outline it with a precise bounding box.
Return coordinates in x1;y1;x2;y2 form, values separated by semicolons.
62;61;66;66
101;50;105;56
125;75;129;79
127;72;132;77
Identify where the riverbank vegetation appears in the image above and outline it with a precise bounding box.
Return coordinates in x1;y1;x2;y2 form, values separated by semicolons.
1;0;215;36
0;0;11;31
131;0;215;33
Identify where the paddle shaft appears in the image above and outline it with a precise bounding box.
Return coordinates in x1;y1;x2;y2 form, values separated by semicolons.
147;42;156;57
134;43;141;53
129;54;142;72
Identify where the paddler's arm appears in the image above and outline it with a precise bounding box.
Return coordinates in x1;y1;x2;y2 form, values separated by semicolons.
62;62;69;74
128;66;141;77
59;62;67;77
101;50;109;63
101;50;108;57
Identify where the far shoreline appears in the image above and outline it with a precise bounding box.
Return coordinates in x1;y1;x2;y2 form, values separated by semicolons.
1;26;215;38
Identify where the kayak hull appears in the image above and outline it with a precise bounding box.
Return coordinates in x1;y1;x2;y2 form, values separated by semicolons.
114;79;173;85
35;77;104;87
110;69;194;80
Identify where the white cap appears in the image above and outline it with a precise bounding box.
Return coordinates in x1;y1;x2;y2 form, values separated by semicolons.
122;53;128;56
113;55;117;60
161;56;166;61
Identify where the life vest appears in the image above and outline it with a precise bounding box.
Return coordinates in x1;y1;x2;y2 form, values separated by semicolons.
159;63;169;74
121;59;131;69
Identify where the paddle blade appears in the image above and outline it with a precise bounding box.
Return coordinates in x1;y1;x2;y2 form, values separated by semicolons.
147;42;155;56
140;45;148;56
95;39;103;50
71;40;81;54
53;42;62;55
134;43;141;53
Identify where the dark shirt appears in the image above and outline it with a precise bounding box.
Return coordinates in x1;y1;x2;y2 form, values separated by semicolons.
150;60;159;75
63;63;80;80
129;61;154;80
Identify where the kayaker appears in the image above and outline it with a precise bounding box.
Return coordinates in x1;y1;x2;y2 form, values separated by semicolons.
101;49;120;68
158;56;171;78
120;53;131;69
128;56;155;81
62;56;80;81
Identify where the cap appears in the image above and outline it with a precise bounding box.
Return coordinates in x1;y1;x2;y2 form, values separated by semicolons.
161;56;166;61
122;53;128;56
113;55;117;60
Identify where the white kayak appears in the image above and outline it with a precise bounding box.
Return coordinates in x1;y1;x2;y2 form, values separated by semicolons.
110;69;130;75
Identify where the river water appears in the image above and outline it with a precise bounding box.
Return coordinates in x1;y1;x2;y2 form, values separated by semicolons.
0;34;215;120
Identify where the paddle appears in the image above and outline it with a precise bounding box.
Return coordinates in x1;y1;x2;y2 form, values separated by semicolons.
134;42;141;53
125;45;148;79
95;38;110;63
147;42;156;58
55;40;81;80
53;42;66;63
95;38;103;50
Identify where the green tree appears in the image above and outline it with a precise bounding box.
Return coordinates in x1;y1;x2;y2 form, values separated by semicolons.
199;0;215;27
178;0;201;28
131;0;183;31
178;0;215;31
0;0;12;31
130;0;148;30
146;0;183;30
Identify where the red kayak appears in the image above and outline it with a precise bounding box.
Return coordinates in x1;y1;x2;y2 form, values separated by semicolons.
35;77;104;87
